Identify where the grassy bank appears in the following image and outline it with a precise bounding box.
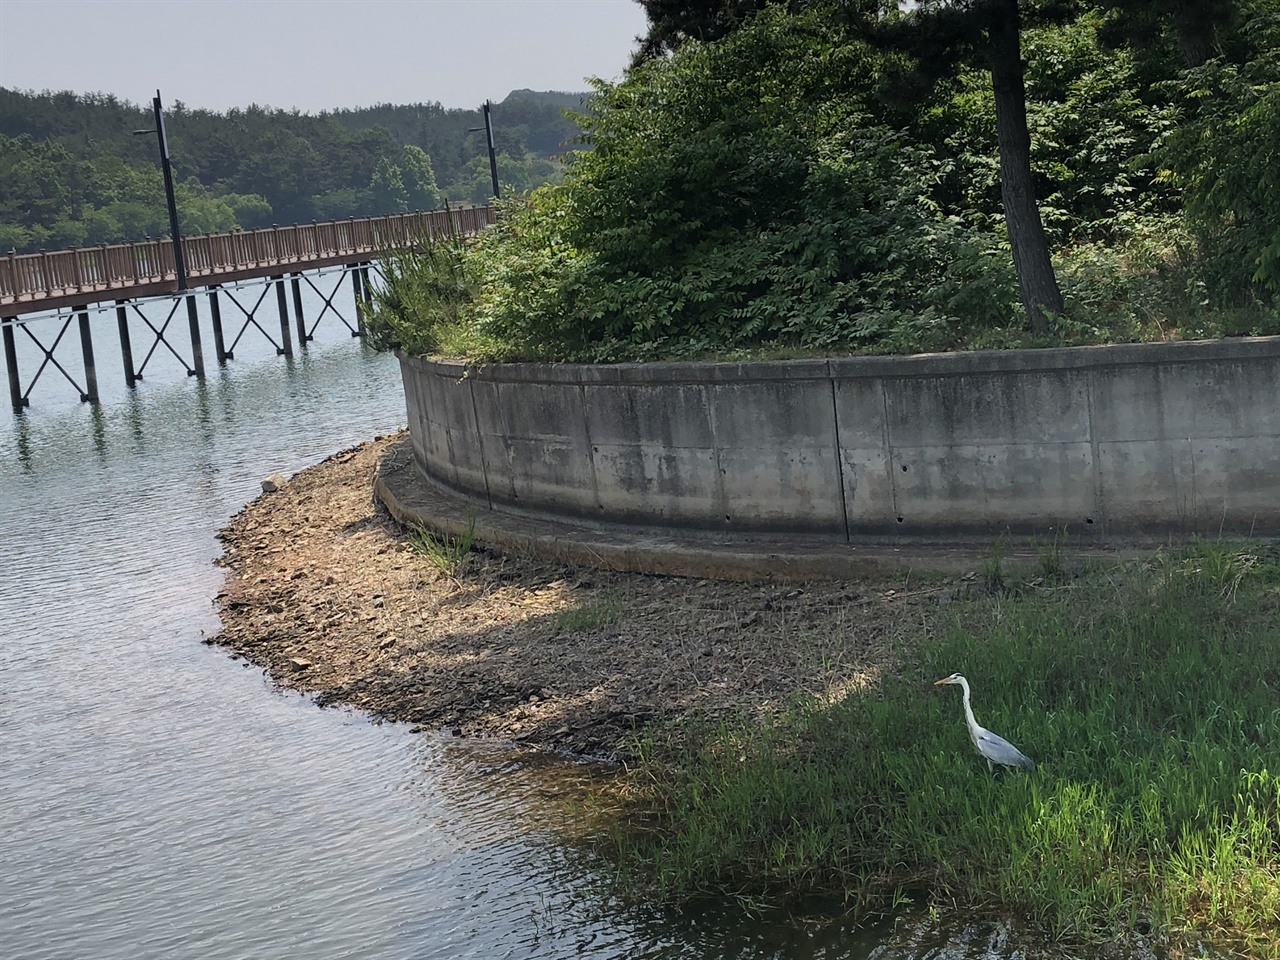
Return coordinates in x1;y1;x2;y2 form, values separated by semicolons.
596;545;1280;956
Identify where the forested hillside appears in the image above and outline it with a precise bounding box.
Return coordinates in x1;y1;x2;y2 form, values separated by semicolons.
0;88;584;252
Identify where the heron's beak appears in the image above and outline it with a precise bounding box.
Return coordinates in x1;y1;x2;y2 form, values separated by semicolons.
933;677;950;686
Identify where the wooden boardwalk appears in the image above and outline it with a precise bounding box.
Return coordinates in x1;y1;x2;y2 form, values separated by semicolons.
0;206;494;317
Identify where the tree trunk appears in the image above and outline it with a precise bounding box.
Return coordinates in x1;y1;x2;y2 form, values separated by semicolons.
1170;1;1223;68
987;0;1063;334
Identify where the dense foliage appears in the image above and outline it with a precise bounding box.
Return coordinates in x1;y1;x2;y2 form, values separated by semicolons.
1155;11;1280;301
369;0;1279;362
491;11;1029;360
0;87;579;251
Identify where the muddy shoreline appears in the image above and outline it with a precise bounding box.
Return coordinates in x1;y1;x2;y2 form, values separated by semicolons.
213;434;951;760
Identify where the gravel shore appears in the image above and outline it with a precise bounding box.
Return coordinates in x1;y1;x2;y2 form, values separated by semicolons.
213;433;943;760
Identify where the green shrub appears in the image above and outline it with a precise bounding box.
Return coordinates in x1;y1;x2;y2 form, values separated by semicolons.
365;227;481;357
1154;7;1280;307
368;3;1278;365
461;8;1020;362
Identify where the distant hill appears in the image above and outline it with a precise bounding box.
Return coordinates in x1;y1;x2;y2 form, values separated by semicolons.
0;88;583;252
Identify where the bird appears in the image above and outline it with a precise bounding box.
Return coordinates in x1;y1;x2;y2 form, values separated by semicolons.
934;673;1035;772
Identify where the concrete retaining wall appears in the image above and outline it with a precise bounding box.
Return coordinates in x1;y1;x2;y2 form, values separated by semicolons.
399;337;1280;540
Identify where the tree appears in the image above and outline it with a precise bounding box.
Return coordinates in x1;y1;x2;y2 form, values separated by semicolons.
463;7;1018;361
631;0;771;62
369;156;409;212
916;10;1177;244
399;145;442;210
843;0;1071;333
234;128;321;222
1155;6;1280;302
987;0;1066;330
0;134;79;228
1096;0;1236;67
444;152;559;205
0;87;572;247
629;0;1067;331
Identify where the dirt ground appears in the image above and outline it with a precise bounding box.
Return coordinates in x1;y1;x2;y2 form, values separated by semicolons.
212;434;961;761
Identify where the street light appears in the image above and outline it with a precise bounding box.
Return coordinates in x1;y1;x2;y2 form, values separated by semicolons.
133;89;186;290
132;89;203;376
467;100;501;200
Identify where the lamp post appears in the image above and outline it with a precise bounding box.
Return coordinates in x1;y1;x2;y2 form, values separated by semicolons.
133;89;203;376
467;100;501;200
133;90;186;290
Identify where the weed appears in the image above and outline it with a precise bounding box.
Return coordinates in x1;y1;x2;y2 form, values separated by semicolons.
1033;528;1069;582
981;539;1009;593
553;597;624;634
364;214;481;357
409;516;476;576
1156;540;1279;604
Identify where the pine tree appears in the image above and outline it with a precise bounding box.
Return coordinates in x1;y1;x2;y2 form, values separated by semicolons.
631;0;771;62
840;0;1073;332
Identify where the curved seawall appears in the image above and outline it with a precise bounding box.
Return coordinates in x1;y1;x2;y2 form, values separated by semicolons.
399;337;1280;540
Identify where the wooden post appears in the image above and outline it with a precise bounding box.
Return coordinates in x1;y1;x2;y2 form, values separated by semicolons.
115;300;138;387
76;306;99;403
3;316;26;412
291;273;307;346
208;286;229;362
185;294;204;377
273;275;293;356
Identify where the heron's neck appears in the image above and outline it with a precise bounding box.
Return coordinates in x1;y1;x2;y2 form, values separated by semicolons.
959;679;981;736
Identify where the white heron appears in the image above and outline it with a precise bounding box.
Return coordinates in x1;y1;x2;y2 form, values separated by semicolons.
934;673;1035;772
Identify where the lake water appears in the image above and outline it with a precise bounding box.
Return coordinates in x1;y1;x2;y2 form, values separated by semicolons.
0;276;1054;959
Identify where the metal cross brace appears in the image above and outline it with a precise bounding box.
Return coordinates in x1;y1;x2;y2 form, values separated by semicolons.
220;282;285;355
17;313;90;402
130;298;197;378
300;268;360;338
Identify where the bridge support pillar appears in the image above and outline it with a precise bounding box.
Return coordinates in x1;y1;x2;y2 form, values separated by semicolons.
273;276;293;357
207;286;229;363
360;264;373;311
350;264;365;338
115;301;139;387
185;294;205;378
76;306;99;403
291;274;307;347
3;316;26;413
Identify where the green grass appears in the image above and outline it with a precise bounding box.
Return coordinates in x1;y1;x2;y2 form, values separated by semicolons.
409;517;475;576
1033;528;1070;582
980;538;1009;593
598;543;1280;956
553;597;624;634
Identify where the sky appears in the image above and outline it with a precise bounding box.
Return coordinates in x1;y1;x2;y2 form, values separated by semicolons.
0;0;650;113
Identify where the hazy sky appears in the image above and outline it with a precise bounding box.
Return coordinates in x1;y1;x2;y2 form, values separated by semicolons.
0;0;649;113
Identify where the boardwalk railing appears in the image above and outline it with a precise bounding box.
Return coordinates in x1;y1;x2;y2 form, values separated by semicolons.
0;206;495;316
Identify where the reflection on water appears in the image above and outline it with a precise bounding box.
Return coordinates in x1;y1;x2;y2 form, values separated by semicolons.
1;298;1071;959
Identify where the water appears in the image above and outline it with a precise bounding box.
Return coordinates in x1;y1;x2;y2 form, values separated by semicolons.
0;277;1054;959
